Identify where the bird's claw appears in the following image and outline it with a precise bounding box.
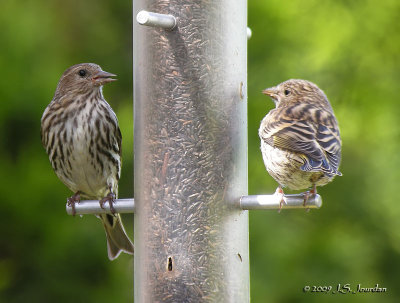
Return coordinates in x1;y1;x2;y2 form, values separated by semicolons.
67;192;81;216
303;185;317;210
100;192;116;214
275;186;286;213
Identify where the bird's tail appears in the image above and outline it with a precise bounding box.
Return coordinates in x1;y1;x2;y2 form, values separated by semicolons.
99;213;134;260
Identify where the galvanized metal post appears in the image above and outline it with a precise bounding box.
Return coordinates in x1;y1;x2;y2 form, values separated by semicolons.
133;0;249;301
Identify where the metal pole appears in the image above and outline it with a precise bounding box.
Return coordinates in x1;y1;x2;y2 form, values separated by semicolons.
133;0;249;301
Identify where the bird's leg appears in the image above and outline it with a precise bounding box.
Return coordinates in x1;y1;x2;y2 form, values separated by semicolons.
100;189;116;214
275;186;286;213
67;191;81;216
303;184;317;207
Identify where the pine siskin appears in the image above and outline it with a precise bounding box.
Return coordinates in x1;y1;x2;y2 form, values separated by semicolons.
41;63;134;260
259;79;342;205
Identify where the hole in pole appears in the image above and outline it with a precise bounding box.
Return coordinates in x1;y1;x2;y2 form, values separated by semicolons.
239;82;244;99
167;256;173;271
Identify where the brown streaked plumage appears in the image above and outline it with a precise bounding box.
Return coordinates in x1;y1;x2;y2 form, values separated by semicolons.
259;79;342;204
41;63;134;260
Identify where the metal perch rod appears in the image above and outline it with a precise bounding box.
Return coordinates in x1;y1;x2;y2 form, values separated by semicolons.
65;199;135;215
66;194;322;215
136;10;177;30
240;193;322;210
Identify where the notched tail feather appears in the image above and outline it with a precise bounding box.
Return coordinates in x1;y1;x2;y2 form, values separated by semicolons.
100;214;134;261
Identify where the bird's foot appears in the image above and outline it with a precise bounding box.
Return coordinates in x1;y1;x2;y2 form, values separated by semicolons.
275;186;286;213
303;185;317;210
67;192;81;216
100;192;116;214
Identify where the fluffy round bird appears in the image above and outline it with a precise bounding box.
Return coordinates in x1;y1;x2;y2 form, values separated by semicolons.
41;63;134;260
259;79;342;206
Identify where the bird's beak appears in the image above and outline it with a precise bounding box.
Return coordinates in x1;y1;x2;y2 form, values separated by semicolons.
262;87;276;98
262;87;278;101
262;87;279;106
92;70;117;85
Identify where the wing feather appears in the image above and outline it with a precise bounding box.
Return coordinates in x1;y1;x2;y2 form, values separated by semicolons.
259;103;341;176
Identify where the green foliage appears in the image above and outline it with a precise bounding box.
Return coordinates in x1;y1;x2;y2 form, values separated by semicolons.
0;0;399;302
249;0;400;302
0;0;133;302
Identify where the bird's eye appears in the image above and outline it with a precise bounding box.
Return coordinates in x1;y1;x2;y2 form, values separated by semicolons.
78;69;87;77
284;89;291;96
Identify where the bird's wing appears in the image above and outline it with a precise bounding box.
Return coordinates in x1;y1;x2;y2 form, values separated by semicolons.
111;115;122;182
260;104;342;176
101;102;122;188
115;125;122;157
104;103;122;158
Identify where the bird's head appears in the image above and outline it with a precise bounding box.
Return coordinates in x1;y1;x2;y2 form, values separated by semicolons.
54;63;116;97
262;79;331;109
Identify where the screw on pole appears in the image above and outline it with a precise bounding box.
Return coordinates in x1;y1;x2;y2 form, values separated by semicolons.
247;27;252;40
136;10;177;30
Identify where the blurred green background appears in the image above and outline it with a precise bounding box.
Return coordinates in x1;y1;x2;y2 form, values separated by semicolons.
1;0;399;302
